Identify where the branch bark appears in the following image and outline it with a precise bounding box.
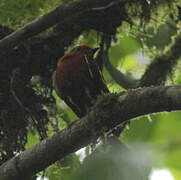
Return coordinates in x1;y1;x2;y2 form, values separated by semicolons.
0;0;120;50
1;85;181;180
139;30;181;87
104;52;138;89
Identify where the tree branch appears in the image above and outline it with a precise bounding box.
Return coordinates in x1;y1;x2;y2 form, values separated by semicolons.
99;35;138;89
104;52;138;89
0;0;120;50
1;85;181;180
104;28;181;89
139;30;181;86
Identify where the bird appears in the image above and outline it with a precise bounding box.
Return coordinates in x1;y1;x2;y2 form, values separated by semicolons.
52;45;109;118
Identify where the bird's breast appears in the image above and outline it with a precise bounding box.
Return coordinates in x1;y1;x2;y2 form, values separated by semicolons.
56;56;91;92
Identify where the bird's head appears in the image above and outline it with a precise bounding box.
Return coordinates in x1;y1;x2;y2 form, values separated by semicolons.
62;45;99;60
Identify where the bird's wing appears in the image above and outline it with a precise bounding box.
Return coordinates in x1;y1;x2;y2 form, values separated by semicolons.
84;53;109;94
52;70;85;117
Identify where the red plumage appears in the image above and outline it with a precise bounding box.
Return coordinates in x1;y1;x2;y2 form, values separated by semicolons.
53;45;109;118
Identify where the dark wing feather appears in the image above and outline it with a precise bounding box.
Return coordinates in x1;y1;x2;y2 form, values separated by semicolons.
84;52;109;94
52;70;85;117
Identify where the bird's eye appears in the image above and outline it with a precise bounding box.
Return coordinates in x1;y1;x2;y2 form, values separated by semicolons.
76;46;81;51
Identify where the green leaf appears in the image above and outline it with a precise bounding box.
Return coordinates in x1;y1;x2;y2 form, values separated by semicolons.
25;132;39;149
109;35;140;66
72;143;153;180
121;115;158;143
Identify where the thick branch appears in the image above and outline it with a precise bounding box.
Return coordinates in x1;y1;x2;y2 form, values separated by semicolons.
139;30;181;86
104;52;138;89
0;0;119;50
1;85;181;180
100;36;138;89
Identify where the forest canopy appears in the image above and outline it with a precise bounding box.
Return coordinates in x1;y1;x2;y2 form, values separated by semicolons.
0;0;181;180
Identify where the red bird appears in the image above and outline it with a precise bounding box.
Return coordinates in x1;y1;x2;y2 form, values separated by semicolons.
52;45;109;118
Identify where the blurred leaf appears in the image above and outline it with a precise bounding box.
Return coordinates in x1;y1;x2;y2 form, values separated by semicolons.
122;111;181;173
122;54;139;71
166;148;181;170
72;142;153;180
150;112;181;144
175;73;181;85
122;112;181;144
46;153;81;180
109;35;140;66
170;167;181;180
121;115;158;143
25;132;39;149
